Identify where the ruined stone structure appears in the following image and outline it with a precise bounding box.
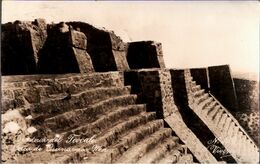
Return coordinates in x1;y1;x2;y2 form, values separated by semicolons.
1;19;259;163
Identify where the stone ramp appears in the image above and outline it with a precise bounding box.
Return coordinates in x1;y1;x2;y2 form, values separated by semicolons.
2;72;193;163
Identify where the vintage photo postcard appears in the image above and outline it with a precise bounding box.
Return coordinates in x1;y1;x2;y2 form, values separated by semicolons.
1;1;259;163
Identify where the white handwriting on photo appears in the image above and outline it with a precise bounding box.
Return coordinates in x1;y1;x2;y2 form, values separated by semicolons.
16;134;107;153
207;137;231;158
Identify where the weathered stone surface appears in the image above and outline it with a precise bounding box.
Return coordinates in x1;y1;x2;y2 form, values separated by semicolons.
3;18;257;164
31;19;48;63
69;30;87;49
71;48;94;73
127;41;165;69
185;69;258;163
2;19;168;74
158;70;178;117
2;72;125;114
234;111;259;145
190;68;209;91
112;50;130;71
126;69;177;118
38;23;94;74
233;78;259;112
67;22;130;72
208;65;238;112
2;71;194;163
233;78;259;144
1;19;47;75
165;114;219;163
137;69;163;117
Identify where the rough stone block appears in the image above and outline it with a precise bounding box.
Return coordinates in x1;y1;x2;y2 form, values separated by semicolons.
208;65;238;112
69;30;87;50
190;68;209;91
158;70;178;117
67;22;129;72
112;50;129;71
127;41;166;69
135;69;177;118
38;24;94;74
233;78;259;112
1;19;47;75
72;48;94;73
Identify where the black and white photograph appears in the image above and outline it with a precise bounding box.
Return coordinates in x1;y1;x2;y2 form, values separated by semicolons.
1;1;259;163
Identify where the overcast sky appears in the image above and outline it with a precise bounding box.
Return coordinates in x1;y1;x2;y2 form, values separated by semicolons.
2;1;260;76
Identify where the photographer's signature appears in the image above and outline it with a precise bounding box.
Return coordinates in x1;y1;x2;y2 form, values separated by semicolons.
207;137;231;159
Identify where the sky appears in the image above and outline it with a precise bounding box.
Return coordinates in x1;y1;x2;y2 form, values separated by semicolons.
2;1;260;77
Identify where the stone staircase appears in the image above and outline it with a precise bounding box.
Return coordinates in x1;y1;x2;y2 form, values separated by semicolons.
184;70;259;163
2;72;193;163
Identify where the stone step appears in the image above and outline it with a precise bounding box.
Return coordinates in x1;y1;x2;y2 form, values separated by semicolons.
206;104;221;118
95;112;158;148
2;72;125;111
223;116;232;134
191;81;196;86
85;120;165;163
227;122;238;150
191;85;201;92
2;72;124;89
58;105;151;146
156;146;184;163
134;137;179;163
26;112;158;163
44;94;137;131
68;104;147;135
193;89;205;97
205;99;218;110
195;93;209;104
200;97;214;110
3;84;130;104
185;76;193;81
217;113;228;128
52;117;161;163
177;154;194;163
212;108;224;124
30;86;131;120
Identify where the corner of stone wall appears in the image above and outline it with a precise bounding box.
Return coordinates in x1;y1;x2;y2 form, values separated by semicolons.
124;68;179;118
68;28;94;73
124;68;219;163
126;41;166;69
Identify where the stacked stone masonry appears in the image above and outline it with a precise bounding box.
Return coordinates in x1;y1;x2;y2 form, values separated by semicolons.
2;19;166;75
2;73;193;163
1;19;259;163
184;69;259;163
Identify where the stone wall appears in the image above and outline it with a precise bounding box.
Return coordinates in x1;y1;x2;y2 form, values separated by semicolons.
127;41;165;69
1;20;132;75
208;65;238;113
124;68;220;162
190;68;209;91
233;78;259;143
2;19;169;75
38;23;94;74
125;69;177;118
1;19;47;75
2;72;124;114
135;69;164;118
139;69;178;118
233;78;259;112
67;22;130;72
